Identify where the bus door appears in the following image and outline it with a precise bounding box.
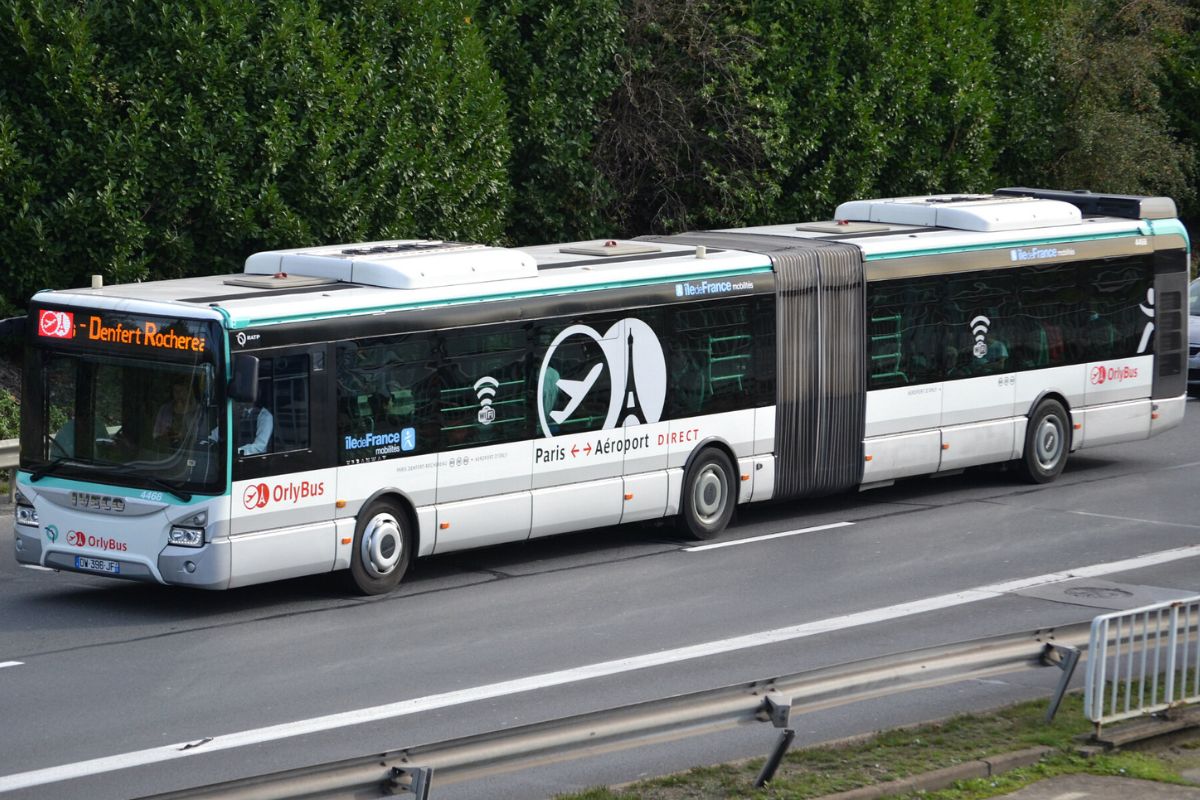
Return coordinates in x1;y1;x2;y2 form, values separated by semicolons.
432;324;533;552
939;273;1018;470
228;345;338;587
531;316;627;538
617;315;669;523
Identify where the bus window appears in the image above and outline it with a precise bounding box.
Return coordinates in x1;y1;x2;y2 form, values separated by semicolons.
668;300;758;415
864;278;942;388
237;354;309;457
336;335;438;464
944;272;1018;377
1083;257;1154;360
534;315;619;436
1016;264;1078;369
439;324;529;448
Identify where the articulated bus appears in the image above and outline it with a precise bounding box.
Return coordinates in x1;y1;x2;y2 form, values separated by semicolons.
14;188;1191;594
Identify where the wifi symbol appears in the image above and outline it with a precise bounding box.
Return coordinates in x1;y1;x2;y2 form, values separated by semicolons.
970;315;991;359
474;376;499;425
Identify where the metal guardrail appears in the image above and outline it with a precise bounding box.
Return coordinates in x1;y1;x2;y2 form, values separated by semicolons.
139;623;1090;800
0;437;18;503
1085;595;1200;732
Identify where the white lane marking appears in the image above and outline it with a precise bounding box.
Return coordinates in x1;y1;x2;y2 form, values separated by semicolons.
1063;510;1200;530
3;542;1200;793
19;565;54;572
0;662;22;670
684;522;854;551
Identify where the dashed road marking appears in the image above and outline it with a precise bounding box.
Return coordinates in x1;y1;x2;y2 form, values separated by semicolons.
684;521;854;551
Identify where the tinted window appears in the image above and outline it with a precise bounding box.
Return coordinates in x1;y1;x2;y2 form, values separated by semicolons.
667;298;770;415
337;334;437;464
439;324;529;449
1082;257;1154;360
535;314;622;436
241;354;309;457
865;278;942;387
1014;264;1081;368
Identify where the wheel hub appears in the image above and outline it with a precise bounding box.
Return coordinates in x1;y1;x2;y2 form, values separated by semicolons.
361;513;403;577
1035;417;1063;469
694;466;727;523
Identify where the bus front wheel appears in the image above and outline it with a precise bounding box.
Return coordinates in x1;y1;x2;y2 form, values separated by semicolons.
347;500;411;595
678;448;736;540
1017;400;1070;484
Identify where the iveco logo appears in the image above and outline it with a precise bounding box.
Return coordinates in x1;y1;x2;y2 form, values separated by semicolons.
71;492;126;513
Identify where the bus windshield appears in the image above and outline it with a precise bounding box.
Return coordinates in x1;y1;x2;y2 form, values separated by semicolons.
21;314;225;498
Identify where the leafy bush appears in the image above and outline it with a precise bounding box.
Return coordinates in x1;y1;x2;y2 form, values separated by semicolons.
480;0;622;244
1046;0;1194;204
0;388;19;440
0;0;511;315
0;0;1193;317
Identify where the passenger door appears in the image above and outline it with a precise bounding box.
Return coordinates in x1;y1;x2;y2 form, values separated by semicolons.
530;315;627;538
939;271;1018;470
228;345;338;586
433;324;533;552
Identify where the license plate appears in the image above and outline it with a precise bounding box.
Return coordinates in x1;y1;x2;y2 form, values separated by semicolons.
75;556;120;574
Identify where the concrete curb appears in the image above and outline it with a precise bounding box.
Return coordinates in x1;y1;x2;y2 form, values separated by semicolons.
811;746;1055;800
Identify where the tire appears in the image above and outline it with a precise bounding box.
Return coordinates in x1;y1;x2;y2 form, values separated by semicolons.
1016;399;1070;484
347;499;411;595
677;448;737;540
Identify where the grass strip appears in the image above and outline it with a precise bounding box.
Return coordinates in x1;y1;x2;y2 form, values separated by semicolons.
556;694;1200;800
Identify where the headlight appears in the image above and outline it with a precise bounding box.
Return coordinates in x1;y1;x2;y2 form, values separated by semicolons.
14;492;38;527
168;526;204;547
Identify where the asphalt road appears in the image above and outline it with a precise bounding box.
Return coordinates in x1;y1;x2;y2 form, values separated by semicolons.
2;399;1198;799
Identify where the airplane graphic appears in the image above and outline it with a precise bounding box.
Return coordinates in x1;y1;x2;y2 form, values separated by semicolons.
549;363;604;424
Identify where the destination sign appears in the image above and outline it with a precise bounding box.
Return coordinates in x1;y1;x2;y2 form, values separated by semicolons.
34;307;213;357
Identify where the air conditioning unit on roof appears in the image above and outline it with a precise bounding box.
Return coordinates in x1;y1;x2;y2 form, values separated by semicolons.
833;194;1082;232
243;240;537;289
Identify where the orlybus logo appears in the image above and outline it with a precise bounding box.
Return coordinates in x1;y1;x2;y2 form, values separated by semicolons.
243;483;270;511
1090;365;1139;386
67;530;86;546
38;309;74;339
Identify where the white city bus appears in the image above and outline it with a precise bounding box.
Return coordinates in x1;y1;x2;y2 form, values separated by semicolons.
14;188;1191;594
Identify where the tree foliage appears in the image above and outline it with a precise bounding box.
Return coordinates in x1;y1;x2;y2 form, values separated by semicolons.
0;0;511;314
0;0;1195;316
480;0;622;243
1047;0;1194;204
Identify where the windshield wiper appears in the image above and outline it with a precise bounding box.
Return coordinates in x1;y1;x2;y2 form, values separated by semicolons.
30;458;71;482
90;456;194;502
30;456;192;502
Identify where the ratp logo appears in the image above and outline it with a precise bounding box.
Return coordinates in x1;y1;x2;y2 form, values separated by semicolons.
45;525;58;543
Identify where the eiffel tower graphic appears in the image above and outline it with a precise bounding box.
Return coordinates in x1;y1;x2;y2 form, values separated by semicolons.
616;329;647;426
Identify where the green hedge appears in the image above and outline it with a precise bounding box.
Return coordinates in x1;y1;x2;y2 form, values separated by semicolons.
0;0;1193;317
0;0;511;315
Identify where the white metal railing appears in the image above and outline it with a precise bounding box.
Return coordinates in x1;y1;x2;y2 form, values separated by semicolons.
0;437;18;503
1085;596;1200;729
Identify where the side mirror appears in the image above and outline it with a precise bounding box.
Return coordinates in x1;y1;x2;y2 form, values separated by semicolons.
229;354;259;404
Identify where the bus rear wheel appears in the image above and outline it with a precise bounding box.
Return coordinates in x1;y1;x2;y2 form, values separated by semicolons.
347;499;411;595
1016;399;1070;484
678;448;736;540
